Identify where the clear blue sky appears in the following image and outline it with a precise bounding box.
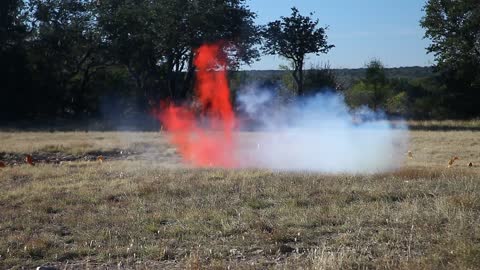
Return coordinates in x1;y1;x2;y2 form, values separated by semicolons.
243;0;434;70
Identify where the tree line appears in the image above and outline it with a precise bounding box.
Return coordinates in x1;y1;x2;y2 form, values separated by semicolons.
1;0;263;122
1;0;479;125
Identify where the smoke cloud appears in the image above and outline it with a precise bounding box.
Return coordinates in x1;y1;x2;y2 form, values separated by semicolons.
156;43;408;173
235;86;408;173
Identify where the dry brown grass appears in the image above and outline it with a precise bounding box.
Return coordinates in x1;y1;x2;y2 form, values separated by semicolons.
407;119;480;131
0;129;479;269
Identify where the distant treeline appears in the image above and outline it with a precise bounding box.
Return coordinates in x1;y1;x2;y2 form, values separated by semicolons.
1;0;479;127
237;66;433;89
231;64;442;119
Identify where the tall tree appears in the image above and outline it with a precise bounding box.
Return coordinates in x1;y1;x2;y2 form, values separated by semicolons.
262;7;334;96
420;0;480;117
98;0;261;102
365;59;388;111
0;0;31;120
345;60;394;112
27;0;104;116
0;0;25;49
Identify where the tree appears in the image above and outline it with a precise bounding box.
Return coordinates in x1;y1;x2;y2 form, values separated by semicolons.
365;60;388;111
420;0;480;117
26;0;104;117
345;60;393;112
98;0;261;102
262;7;334;96
0;0;34;120
304;63;340;93
0;0;25;50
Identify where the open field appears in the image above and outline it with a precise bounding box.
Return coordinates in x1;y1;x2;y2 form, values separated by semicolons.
1;128;480;269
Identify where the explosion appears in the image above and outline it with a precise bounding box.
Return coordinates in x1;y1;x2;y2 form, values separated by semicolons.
156;43;409;172
156;44;237;168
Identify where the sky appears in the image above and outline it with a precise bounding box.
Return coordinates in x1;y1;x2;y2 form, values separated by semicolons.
242;0;435;70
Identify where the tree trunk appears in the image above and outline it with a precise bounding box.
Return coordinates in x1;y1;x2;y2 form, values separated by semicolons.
166;55;176;100
182;49;196;99
292;58;304;96
292;68;300;95
298;60;304;96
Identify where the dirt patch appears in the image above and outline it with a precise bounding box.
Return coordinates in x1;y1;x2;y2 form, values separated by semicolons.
0;149;140;166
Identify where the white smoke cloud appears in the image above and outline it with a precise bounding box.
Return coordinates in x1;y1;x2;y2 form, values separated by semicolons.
235;87;409;173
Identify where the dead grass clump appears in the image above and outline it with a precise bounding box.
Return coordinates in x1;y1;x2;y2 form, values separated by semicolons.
446;194;480;211
309;247;357;270
37;144;69;153
246;198;274;210
387;168;443;180
24;237;55;259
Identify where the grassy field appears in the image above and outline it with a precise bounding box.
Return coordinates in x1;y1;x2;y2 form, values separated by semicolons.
1;127;480;269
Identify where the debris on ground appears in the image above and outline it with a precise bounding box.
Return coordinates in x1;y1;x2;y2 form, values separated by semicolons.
25;154;35;166
0;149;141;166
448;156;459;168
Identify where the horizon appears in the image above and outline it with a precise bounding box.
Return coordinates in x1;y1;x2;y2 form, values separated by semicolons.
241;0;435;70
239;66;432;71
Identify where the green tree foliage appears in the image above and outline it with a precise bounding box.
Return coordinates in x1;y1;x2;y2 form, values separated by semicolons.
421;0;480;117
0;0;260;123
98;0;260;102
0;0;26;48
0;0;31;119
279;62;340;97
344;60;451;118
262;7;334;96
2;0;480;123
304;63;341;93
346;60;393;112
345;60;411;116
27;0;103;116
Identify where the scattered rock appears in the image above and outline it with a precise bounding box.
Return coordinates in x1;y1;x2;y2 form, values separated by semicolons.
250;248;263;255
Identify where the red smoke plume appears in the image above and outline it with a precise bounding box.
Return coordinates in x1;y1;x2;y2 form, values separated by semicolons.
156;44;237;167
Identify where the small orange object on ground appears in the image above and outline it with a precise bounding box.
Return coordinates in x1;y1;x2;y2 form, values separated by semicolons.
447;156;459;167
25;155;35;166
97;156;105;163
